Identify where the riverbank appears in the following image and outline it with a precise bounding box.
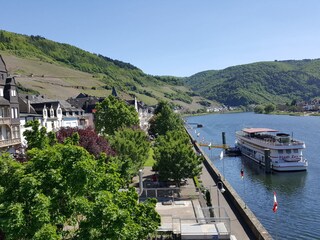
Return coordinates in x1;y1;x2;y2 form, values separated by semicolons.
188;132;273;240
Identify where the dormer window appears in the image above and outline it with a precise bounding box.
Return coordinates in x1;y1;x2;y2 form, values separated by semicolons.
11;89;16;97
50;107;54;118
0;88;3;97
43;106;47;118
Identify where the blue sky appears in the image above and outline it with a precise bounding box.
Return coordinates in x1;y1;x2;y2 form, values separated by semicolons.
1;1;320;76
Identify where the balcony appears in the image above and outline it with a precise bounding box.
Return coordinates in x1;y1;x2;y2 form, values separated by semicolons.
0;117;11;125
0;138;21;148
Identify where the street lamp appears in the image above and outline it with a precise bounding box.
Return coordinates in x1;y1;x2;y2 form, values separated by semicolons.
216;181;225;218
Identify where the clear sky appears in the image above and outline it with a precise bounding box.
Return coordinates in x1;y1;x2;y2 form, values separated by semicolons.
1;1;320;77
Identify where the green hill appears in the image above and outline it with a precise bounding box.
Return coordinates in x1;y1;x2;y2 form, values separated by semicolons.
2;29;319;109
0;30;214;111
184;60;320;107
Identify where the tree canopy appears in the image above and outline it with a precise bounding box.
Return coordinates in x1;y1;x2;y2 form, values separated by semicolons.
154;130;202;185
149;101;183;136
110;127;150;184
56;127;115;158
0;142;160;239
95;95;139;136
23;120;56;150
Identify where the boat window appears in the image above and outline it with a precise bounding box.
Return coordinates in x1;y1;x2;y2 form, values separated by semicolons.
278;150;283;154
286;149;291;154
293;149;298;153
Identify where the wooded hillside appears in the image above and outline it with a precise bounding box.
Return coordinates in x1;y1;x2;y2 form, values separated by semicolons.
184;60;320;106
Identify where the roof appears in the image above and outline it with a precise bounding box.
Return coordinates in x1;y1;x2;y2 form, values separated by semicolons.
0;55;8;73
242;128;278;134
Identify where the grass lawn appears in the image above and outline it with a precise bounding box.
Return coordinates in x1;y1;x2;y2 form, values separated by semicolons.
144;148;156;167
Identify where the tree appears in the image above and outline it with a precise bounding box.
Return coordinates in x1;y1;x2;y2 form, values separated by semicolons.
23;120;53;150
154;130;202;186
0;143;160;239
56;127;115;158
254;105;265;114
264;104;276;114
95;95;139;136
110;127;150;184
149;101;183;136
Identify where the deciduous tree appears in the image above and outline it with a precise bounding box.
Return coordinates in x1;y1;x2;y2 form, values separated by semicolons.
23;120;53;150
154;130;202;186
264;104;276;114
149;101;183;136
95;95;139;136
110;127;150;184
56;127;115;158
0;143;160;239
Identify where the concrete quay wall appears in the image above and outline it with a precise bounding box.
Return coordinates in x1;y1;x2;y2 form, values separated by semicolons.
193;141;273;240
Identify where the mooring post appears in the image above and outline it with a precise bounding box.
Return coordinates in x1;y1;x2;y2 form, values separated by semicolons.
222;132;226;149
264;149;271;173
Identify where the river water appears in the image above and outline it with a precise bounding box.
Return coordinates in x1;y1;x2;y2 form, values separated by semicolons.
185;112;320;240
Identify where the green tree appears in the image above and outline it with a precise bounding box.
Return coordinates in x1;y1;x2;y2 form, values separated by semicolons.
23;120;54;150
95;95;139;136
254;105;265;114
264;104;276;114
154;130;202;186
0;143;160;239
110;127;150;184
149;101;183;136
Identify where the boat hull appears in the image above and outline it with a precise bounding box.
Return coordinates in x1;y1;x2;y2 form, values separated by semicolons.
240;151;308;172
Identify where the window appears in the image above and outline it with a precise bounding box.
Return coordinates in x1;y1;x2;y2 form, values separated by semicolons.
14;108;18;118
13;126;20;139
11;108;14;118
293;149;298;153
11;89;16;97
278;150;283;154
0;87;3;97
286;149;291;154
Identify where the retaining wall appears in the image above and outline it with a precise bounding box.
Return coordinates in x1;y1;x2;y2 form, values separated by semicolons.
192;138;273;240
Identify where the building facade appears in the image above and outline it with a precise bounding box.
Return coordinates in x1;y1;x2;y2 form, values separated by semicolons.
19;94;92;145
0;55;21;153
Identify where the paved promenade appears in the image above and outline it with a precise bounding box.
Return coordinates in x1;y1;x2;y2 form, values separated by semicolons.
136;164;255;239
199;163;254;239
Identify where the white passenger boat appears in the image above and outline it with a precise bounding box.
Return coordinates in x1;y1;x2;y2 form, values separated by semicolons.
236;128;307;171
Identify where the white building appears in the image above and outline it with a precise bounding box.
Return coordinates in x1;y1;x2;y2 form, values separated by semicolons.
19;95;91;146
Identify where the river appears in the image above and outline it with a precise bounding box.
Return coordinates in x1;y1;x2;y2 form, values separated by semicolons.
185;112;320;240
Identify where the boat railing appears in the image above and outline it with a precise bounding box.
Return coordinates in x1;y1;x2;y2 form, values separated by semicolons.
237;132;305;146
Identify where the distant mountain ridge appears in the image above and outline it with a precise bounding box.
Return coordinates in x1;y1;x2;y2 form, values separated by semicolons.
184;59;320;106
1;29;320;109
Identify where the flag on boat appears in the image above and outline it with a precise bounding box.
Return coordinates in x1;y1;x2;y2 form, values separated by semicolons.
197;132;200;137
240;169;244;179
273;192;278;213
208;142;212;150
220;150;224;160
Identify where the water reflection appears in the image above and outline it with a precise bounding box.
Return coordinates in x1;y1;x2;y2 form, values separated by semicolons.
240;156;307;194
